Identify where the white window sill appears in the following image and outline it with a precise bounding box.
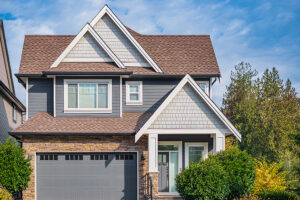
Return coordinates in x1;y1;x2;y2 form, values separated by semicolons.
64;109;112;114
158;192;180;196
126;101;143;106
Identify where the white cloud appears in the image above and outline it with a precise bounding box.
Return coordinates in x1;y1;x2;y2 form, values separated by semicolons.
1;0;299;108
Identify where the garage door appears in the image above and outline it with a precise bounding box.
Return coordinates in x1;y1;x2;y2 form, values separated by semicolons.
36;152;137;200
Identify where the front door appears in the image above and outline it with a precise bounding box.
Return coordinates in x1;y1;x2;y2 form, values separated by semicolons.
158;152;169;192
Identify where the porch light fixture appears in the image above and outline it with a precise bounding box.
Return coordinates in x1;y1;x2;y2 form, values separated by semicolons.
141;154;145;161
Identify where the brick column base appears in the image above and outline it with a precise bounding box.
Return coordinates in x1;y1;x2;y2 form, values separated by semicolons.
147;172;159;199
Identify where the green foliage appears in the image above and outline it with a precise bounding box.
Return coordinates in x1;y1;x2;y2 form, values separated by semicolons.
0;186;13;200
0;138;32;194
176;148;256;200
212;147;256;199
258;190;299;200
176;159;230;200
253;161;295;194
222;62;300;165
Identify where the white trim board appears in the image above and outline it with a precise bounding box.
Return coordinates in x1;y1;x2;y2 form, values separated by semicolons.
89;5;162;73
25;78;28;120
135;74;242;142
50;23;124;69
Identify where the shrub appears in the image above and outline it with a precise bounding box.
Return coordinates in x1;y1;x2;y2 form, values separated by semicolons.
212;147;256;199
0;138;32;194
176;159;230;200
0;186;13;200
253;161;294;194
258;190;299;200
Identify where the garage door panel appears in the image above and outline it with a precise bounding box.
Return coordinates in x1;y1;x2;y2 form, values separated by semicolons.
37;153;137;200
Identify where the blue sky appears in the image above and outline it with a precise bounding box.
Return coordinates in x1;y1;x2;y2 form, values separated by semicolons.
1;0;299;106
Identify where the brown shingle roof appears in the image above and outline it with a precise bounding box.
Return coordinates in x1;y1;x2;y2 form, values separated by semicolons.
19;28;220;76
11;112;153;135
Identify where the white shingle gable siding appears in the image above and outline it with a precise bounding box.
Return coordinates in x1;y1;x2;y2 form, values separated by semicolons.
64;32;112;60
149;84;229;130
93;14;149;67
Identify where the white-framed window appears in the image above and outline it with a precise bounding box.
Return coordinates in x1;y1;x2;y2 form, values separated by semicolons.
158;141;182;194
13;104;17;123
126;81;143;105
198;81;209;95
185;142;208;167
64;79;112;113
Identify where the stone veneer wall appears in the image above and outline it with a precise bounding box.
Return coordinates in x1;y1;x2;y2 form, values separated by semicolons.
21;135;149;200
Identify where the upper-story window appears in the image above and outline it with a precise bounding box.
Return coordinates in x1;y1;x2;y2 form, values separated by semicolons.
64;79;112;113
198;81;209;95
13;104;17;123
126;81;143;105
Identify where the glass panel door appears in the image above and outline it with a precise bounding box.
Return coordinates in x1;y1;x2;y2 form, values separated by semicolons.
170;152;178;192
158;143;180;193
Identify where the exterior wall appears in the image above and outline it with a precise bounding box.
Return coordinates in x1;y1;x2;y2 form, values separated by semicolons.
0;95;22;143
21;135;148;200
28;78;53;118
0;41;9;88
55;76;120;117
149;84;229;130
93;14;149;66
123;78;179;112
158;134;213;169
64;32;112;61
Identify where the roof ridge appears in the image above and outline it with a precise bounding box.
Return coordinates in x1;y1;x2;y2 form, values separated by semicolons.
126;26;210;37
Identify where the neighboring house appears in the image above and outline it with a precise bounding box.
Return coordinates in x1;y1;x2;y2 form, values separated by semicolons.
11;5;241;200
0;20;25;143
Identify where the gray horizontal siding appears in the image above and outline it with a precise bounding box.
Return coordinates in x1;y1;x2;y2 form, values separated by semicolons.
122;78;179;112
122;78;211;112
28;78;53;118
56;77;120;117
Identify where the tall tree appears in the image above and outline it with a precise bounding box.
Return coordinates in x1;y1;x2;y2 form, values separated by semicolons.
222;62;258;152
223;63;300;164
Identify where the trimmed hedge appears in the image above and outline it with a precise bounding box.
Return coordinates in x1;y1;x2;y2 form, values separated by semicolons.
212;147;256;199
258;190;299;200
176;148;256;200
176;159;230;200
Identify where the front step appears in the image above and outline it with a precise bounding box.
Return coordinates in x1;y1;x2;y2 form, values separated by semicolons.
155;195;183;200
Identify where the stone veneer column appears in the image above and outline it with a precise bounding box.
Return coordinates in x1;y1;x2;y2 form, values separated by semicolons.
147;172;159;199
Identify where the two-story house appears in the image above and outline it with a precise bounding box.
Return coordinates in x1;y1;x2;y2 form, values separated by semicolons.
11;5;241;200
0;20;25;143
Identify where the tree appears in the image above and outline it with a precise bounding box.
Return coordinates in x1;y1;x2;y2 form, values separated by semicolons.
222;62;258;153
222;63;300;164
0;138;32;194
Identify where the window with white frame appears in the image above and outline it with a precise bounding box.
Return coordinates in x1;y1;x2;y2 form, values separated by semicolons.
198;81;209;95
185;142;208;167
126;81;143;105
64;79;112;113
13;104;17;123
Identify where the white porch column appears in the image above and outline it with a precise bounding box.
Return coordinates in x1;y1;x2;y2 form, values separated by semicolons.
213;132;225;154
148;134;158;172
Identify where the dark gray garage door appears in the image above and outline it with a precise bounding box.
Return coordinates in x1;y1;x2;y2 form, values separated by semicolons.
36;153;137;200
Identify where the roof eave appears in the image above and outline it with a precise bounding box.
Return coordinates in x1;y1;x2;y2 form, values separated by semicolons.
0;81;26;111
42;71;133;76
9;131;135;136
